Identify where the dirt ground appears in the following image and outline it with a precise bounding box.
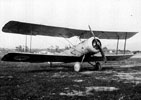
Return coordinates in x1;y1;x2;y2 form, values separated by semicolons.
0;57;141;100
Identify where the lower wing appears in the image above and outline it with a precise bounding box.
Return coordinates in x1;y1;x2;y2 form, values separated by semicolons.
1;52;133;63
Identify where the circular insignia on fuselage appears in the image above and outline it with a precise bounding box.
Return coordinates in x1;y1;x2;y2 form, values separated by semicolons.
14;55;30;61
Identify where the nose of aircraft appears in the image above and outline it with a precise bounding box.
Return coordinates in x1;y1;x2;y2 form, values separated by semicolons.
92;38;101;50
88;25;107;63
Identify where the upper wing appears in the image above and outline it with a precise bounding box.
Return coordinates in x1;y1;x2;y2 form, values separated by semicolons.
1;52;133;63
2;21;137;39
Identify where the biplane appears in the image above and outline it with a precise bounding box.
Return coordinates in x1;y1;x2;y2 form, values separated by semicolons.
1;21;138;72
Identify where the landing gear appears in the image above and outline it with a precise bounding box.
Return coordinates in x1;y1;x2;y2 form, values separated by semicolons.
88;62;102;71
95;62;102;70
74;55;85;72
74;62;82;72
74;62;102;72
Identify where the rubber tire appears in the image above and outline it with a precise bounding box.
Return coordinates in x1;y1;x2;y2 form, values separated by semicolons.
74;62;81;72
95;62;102;71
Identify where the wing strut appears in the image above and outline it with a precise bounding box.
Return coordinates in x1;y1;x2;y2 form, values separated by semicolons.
24;35;27;52
124;32;127;54
30;35;32;53
116;37;119;55
30;28;33;53
115;32;128;55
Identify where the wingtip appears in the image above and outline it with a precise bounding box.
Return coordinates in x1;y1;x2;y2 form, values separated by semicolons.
2;21;12;32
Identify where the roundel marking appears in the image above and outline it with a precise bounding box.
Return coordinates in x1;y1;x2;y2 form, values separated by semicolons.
14;55;30;61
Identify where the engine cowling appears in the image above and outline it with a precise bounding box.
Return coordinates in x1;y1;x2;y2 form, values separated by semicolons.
83;37;101;53
70;37;101;56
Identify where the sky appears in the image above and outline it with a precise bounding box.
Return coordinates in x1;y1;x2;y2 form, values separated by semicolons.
0;0;141;51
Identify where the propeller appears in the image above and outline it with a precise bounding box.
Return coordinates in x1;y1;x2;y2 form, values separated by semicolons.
88;25;107;63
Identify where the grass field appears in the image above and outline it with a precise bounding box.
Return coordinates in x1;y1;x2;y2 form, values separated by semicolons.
0;54;141;100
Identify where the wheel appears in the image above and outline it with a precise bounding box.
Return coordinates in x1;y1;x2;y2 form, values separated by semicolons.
95;62;102;71
74;62;81;72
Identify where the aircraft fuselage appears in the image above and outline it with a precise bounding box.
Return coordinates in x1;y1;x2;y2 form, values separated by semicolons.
61;37;101;57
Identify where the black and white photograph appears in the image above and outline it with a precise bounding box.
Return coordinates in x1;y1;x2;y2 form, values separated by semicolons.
0;0;141;99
